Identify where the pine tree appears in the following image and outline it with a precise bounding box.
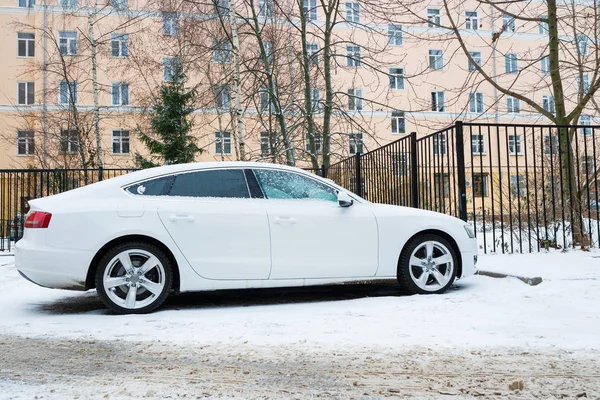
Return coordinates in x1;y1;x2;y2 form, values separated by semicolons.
135;68;202;167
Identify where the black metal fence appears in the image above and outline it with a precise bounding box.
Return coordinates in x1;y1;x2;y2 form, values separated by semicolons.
1;168;137;252
328;122;600;253
1;122;599;254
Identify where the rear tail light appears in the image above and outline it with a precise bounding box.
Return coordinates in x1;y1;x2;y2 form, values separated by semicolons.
24;212;52;229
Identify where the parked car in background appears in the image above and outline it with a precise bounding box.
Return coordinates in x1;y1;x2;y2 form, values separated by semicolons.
10;214;24;242
15;162;478;314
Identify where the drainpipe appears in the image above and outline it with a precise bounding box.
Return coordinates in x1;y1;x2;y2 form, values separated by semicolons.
491;4;499;123
43;0;48;168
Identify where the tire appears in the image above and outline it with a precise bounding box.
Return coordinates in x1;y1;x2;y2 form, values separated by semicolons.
397;234;458;295
95;241;173;314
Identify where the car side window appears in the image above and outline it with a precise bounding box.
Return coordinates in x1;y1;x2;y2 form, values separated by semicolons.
126;175;175;196
168;169;250;198
253;169;337;202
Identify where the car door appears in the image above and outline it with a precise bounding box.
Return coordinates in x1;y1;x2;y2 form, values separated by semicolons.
252;168;378;280
152;168;271;280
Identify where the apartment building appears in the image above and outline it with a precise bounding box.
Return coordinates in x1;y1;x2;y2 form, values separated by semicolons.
0;0;598;176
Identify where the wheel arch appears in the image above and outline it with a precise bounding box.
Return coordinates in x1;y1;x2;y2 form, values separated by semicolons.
85;234;181;292
399;229;463;279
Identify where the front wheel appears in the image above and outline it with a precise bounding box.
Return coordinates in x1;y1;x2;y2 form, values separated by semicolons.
95;242;173;314
397;234;458;295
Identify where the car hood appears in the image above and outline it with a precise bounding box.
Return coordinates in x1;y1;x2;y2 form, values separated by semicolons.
369;203;465;224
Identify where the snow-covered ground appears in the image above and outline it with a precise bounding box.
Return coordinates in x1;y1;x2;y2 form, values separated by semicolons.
1;251;599;399
0;250;598;350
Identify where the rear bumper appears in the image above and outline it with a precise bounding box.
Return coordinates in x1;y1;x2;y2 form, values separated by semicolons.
15;236;94;291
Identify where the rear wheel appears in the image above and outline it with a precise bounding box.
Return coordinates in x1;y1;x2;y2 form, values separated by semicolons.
95;242;173;314
397;234;458;295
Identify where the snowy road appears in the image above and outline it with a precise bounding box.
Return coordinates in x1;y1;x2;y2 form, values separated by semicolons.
0;250;599;398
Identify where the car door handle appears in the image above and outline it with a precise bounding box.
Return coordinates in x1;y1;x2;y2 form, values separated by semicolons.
169;214;195;222
274;216;297;225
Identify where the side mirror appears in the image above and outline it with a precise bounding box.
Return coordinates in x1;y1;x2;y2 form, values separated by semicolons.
337;191;354;207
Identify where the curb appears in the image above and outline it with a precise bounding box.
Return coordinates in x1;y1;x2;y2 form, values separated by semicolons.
476;270;543;286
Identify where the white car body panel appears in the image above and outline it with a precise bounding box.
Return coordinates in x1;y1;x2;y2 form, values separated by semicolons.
15;162;477;295
157;197;272;280
265;199;378;279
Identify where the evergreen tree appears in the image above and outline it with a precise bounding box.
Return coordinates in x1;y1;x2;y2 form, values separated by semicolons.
135;68;202;167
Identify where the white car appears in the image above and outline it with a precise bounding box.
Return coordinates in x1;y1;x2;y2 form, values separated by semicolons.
15;162;478;314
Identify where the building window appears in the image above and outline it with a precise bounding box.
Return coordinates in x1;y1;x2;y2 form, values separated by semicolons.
59;129;79;154
429;49;443;70
433;133;447;155
466;11;478;30
582;155;596;177
505;53;518;73
311;88;320;111
259;87;269;112
434;173;450;197
111;82;129;106
58;31;77;55
579;74;590;94
346;45;361;67
110;0;128;9
163;57;181;81
213;0;229;15
508;134;523;155
18;0;34;8
60;0;76;6
471;134;485;154
391;153;408;176
503;13;515;32
389;68;404;89
468;51;481;72
17;82;34;105
347;88;363;111
577;35;588;56
163;12;180;36
307;43;319;65
472;174;488;197
111;33;129;57
213;39;231;63
431;91;445;112
544;135;558;155
580;115;592;136
259;0;275;17
263;40;273;64
539;17;548;34
17;33;35;58
427;8;440;27
391;110;405;134
542;95;555;113
112;130;130;154
59;80;77;105
541;55;549;75
260;132;271;156
17;130;34;156
215;131;232;155
510;175;525;197
303;0;317;21
507;96;520;113
469;92;483;113
349;132;363;154
305;133;322;155
388;24;402;45
214;85;231;109
346;2;360;23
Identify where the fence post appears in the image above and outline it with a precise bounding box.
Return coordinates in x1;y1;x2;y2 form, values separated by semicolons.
410;131;419;209
321;164;327;178
354;151;362;197
98;166;104;182
455;121;468;221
